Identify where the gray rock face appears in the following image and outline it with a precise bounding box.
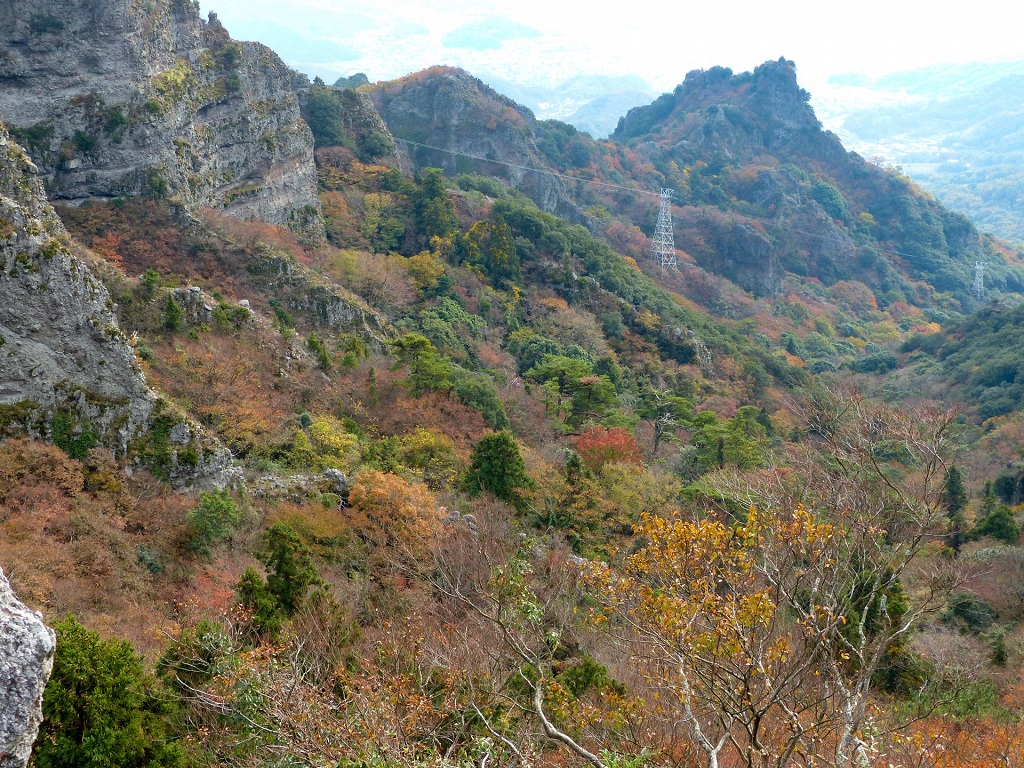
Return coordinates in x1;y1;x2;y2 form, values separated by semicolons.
0;567;55;768
0;123;230;487
0;122;155;450
0;0;320;230
370;68;584;223
247;249;391;347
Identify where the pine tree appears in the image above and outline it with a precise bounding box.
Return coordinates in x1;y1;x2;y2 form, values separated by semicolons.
941;466;968;516
463;430;530;504
942;465;969;552
388;332;451;396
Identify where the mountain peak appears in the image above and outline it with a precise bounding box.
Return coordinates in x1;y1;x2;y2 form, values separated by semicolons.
369;66;583;221
614;58;820;149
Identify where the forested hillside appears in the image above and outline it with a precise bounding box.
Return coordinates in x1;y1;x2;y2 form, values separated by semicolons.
4;35;1024;768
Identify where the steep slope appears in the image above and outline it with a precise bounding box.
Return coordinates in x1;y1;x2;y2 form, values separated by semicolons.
0;0;319;229
0;124;228;485
610;59;1023;307
369;67;583;222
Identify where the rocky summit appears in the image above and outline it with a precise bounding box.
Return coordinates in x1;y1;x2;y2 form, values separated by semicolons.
370;67;583;223
0;567;54;768
0;0;320;229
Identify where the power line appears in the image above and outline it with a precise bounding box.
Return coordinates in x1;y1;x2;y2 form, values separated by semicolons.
783;226;969;267
394;137;976;272
393;137;660;198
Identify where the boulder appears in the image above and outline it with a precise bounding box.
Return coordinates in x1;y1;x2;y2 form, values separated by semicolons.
0;568;55;768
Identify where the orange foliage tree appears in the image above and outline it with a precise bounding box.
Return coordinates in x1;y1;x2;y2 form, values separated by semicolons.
346;470;440;558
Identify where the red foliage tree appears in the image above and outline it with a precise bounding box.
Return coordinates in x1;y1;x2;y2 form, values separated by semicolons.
571;426;642;472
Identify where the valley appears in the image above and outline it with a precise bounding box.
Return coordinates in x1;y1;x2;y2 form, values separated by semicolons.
2;3;1024;768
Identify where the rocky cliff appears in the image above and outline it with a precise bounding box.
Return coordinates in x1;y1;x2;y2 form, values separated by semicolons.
0;123;230;486
369;67;584;223
0;0;319;229
0;567;54;768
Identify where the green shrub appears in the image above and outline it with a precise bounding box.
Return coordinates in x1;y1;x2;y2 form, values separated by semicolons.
30;13;64;34
451;369;510;430
306;332;331;370
104;108;128;134
51;411;98;460
972;502;1020;544
158;619;233;690
943;591;998;633
72;130;97;155
141;268;164;297
34;616;186;768
188;489;242;554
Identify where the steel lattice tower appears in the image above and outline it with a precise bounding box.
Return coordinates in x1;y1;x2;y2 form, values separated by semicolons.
651;188;676;268
974;261;987;301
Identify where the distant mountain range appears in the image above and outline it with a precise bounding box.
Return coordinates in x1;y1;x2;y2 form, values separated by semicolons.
830;61;1024;245
475;73;655;137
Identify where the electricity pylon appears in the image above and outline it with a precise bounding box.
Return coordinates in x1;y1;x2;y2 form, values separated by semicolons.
974;262;987;301
651;188;676;268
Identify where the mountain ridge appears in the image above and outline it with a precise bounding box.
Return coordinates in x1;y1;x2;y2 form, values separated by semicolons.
370;58;1023;312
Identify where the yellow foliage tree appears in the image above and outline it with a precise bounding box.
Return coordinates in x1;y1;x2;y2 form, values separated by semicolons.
307;416;358;469
584;509;816;768
406;251;445;291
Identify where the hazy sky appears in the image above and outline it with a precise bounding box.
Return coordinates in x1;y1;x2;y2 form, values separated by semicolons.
200;0;1024;98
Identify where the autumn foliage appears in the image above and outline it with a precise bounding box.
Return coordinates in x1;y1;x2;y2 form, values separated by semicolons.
346;469;440;555
571;425;642;472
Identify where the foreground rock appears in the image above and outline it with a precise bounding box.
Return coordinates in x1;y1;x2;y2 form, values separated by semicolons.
0;0;320;230
0;567;54;768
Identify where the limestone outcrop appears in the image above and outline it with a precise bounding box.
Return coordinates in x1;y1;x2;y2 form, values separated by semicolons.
0;0;320;230
0;123;230;486
0;567;54;768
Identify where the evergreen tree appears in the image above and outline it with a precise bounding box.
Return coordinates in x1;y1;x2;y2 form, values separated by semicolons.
414;168;456;241
235;567;283;639
35;616;185;768
484;214;520;287
941;466;968;516
187;488;242;554
942;465;969;552
235;524;325;639
262;523;325;615
163;293;182;333
389;332;451;396
463;430;530;504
